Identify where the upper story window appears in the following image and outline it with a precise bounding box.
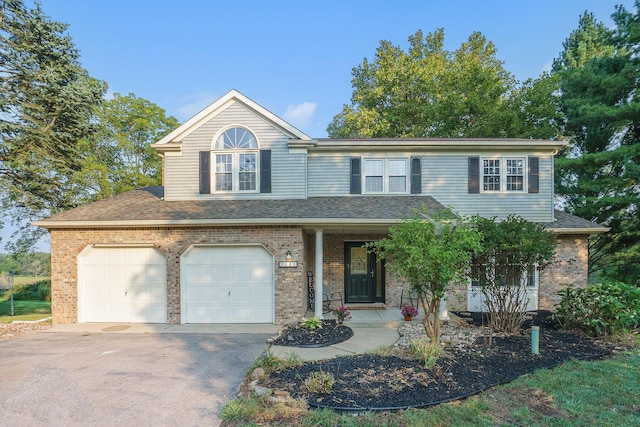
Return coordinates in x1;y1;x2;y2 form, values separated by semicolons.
482;157;525;192
213;127;258;192
363;158;408;193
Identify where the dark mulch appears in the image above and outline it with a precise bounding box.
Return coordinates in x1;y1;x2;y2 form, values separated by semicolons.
272;319;354;347
265;312;617;412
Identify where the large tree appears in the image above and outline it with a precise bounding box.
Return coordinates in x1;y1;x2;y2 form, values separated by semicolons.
553;6;640;283
0;0;106;250
327;29;560;139
76;93;179;200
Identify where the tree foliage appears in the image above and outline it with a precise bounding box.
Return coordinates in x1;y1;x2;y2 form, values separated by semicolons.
0;252;50;276
553;6;640;283
369;208;482;339
0;0;106;212
471;215;557;334
0;0;106;251
76;93;179;200
327;29;561;139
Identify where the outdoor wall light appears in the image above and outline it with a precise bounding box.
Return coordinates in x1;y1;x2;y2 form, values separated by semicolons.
279;250;297;268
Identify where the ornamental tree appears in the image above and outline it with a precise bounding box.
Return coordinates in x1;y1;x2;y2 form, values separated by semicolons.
471;215;556;334
369;208;482;340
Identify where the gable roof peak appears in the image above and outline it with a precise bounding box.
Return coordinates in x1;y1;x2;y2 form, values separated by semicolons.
153;89;312;147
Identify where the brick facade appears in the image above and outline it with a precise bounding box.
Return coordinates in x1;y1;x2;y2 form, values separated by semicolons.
49;227;590;325
448;234;590;311
50;226;305;325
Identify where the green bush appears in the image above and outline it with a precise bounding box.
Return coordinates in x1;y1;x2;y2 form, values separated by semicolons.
410;338;443;369
1;280;51;302
300;317;323;329
555;281;640;336
302;371;335;394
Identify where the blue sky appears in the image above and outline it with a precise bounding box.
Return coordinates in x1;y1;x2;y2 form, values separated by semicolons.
2;0;635;252
40;0;634;138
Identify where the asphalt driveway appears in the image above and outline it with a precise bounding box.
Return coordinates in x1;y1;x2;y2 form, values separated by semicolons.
0;330;270;426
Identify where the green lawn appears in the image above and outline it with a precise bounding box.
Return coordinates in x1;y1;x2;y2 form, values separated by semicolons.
0;300;51;323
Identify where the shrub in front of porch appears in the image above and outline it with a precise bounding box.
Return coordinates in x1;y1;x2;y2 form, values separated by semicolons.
369;207;482;340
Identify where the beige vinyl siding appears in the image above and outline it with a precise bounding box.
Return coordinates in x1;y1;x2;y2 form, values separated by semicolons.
164;103;306;201
307;154;351;196
307;151;554;222
422;153;554;222
307;152;416;196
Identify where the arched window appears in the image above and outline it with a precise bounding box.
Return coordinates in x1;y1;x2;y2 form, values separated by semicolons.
212;127;258;192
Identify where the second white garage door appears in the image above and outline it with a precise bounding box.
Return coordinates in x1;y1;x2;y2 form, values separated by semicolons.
181;245;274;323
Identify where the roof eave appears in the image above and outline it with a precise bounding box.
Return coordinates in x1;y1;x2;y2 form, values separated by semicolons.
545;226;610;235
33;217;404;229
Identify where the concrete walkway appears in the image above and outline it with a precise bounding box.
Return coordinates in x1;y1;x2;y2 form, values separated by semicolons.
46;308;438;361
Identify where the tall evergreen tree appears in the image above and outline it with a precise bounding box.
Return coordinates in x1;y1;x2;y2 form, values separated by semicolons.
553;6;640;283
0;0;106;250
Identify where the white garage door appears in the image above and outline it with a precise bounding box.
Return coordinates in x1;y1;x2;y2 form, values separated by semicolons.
78;247;167;323
181;245;273;323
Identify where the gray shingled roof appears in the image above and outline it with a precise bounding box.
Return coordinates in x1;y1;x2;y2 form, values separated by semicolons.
36;186;445;225
34;186;608;234
541;210;608;232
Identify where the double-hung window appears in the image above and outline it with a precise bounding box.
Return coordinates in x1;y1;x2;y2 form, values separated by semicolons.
363;159;408;193
482;157;525;192
213;127;258;192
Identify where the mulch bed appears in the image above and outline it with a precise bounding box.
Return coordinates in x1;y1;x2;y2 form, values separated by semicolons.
264;312;618;412
272;319;354;347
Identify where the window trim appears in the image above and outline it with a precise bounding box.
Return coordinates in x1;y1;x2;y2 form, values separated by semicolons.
481;156;527;193
361;158;409;194
210;126;260;193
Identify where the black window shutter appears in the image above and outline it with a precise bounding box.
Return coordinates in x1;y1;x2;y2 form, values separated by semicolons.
468;157;480;194
350;157;361;194
260;150;272;193
199;151;210;194
410;157;422;194
528;156;539;193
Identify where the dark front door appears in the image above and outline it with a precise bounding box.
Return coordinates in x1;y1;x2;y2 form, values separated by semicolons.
345;242;384;303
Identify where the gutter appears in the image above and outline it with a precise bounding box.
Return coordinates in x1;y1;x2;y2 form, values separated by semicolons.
32;217;405;229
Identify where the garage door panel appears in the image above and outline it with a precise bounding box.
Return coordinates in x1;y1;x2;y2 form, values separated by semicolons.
252;286;272;301
79;247;167;323
182;246;274;324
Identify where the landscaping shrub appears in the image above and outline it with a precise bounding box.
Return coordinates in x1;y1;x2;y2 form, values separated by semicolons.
410;338;443;369
1;280;51;301
302;371;335;394
555;281;640;336
300;317;323;329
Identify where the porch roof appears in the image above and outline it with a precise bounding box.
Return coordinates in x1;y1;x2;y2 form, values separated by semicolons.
33;186;446;229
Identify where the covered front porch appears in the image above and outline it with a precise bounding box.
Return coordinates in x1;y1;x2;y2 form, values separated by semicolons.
301;226;453;321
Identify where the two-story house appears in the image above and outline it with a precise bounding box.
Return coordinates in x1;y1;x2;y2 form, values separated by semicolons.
35;90;607;325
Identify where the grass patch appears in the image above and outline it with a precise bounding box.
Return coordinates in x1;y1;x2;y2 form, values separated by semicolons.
0;300;51;323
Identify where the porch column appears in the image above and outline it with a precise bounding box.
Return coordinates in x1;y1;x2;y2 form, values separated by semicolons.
315;229;324;318
439;297;450;321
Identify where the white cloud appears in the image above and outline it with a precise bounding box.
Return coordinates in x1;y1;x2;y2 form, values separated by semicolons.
283;101;317;127
176;91;219;122
541;61;553;75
